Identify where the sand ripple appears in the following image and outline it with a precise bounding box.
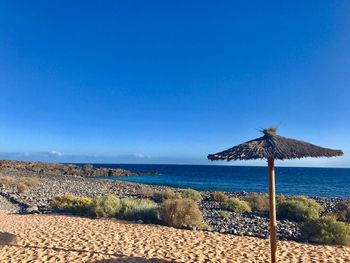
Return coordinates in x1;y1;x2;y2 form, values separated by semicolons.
0;213;349;262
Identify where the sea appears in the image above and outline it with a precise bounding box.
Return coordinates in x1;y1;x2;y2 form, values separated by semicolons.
91;164;350;198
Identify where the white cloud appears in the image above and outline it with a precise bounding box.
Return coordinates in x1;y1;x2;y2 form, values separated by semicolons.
115;153;150;159
48;150;63;156
135;153;147;158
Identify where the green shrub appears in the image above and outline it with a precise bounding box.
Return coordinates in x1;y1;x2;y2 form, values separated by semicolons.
335;201;350;223
153;189;181;202
211;191;228;202
51;193;76;208
277;202;316;222
90;194;121;218
138;186;155;198
218;210;232;219
292;196;324;212
323;211;342;221
181;189;203;203
245;194;269;212
222;198;251;213
120;199;158;223
159;198;203;228
301;217;350;246
51;194;93;215
277;196;324;222
71;197;94;215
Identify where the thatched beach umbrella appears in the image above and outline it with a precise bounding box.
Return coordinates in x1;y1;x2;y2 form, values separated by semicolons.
207;128;343;263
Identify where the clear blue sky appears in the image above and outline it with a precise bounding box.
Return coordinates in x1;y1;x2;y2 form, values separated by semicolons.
0;1;349;166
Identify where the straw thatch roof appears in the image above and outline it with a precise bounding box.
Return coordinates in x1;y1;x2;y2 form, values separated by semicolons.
208;128;343;161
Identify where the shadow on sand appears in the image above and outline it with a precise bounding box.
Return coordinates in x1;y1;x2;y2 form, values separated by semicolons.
0;232;177;263
0;232;16;245
92;257;177;263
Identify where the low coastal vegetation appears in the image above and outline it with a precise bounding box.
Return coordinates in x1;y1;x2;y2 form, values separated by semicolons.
120;199;158;223
138;186;155;198
277;196;324;222
245;193;269;212
48;189;350;246
218;210;232;219
1;160;348;247
51;194;94;216
275;196;350;245
212;193;350;246
301;217;350;245
91;194;122;218
211;191;228;202
222;197;252;213
334;200;350;223
159;198;204;228
181;189;203;203
152;188;203;203
0;174;40;193
52;194;159;222
153;189;182;202
51;192;204;228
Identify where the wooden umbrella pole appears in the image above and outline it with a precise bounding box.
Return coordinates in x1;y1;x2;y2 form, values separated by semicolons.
268;158;277;263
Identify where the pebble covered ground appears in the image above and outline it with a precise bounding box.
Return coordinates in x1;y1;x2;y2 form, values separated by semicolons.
0;195;21;214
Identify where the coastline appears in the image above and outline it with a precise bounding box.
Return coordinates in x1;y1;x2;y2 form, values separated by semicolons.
91;163;350;197
1;161;350;262
0;159;159;177
0;163;349;242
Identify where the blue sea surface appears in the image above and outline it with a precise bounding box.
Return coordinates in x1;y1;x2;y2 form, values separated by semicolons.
92;164;350;198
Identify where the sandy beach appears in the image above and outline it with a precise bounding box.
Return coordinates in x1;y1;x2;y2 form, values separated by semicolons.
0;212;349;263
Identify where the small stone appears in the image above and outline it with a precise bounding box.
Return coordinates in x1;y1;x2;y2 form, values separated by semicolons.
27;206;39;214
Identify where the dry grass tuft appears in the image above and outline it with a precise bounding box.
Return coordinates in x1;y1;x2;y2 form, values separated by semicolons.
245;193;269;212
153;189;181;202
159;198;203;228
138;186;155;198
211;191;229;202
0;174;40;193
181;189;203;203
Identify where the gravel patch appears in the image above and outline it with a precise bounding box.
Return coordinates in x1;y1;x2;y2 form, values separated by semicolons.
0;195;21;213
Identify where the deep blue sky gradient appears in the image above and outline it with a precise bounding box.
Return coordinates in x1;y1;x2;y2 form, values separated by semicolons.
0;1;349;166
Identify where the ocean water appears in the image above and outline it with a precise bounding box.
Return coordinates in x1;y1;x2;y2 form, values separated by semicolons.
92;164;350;198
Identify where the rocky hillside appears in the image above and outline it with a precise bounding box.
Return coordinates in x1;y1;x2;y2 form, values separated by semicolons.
0;160;137;177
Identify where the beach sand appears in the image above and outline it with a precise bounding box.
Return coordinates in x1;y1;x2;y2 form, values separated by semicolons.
0;212;349;263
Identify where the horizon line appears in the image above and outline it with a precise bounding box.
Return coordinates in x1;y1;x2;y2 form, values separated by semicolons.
2;158;347;169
